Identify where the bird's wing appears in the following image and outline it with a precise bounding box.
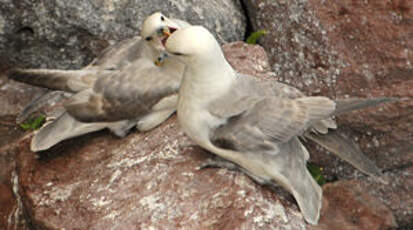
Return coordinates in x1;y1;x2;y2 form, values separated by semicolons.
211;74;336;145
303;130;384;178
269;137;322;224
213;96;336;153
208;75;328;224
31;112;109;151
7;37;147;93
87;36;146;70
209;74;305;118
64;57;184;122
7;68;111;93
210;134;322;224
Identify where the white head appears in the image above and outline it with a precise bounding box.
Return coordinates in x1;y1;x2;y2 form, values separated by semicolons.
141;12;179;51
165;26;224;66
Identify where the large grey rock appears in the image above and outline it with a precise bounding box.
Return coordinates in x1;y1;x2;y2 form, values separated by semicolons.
0;0;246;70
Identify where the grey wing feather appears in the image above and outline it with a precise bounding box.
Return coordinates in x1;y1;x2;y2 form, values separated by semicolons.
210;74;307;118
212;130;322;224
303;130;384;179
65;57;183;122
7;68;106;93
8;37;147;93
87;36;146;70
31;112;109;151
333;97;398;116
212;86;336;144
274;137;322;224
31;112;137;151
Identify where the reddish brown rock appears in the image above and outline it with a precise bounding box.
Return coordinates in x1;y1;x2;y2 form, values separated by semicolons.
0;39;404;228
222;41;271;78
0;115;29;230
1;43;309;229
310;180;397;230
243;0;413;225
15;118;306;229
0;73;46;117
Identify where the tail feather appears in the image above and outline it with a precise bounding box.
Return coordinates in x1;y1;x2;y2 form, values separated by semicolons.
7;68;101;93
31;112;108;151
332;97;397;116
280;138;322;225
304;130;387;183
204;139;322;224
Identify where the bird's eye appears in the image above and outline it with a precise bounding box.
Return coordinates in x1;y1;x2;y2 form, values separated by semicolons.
145;36;152;41
173;52;183;56
160;16;165;21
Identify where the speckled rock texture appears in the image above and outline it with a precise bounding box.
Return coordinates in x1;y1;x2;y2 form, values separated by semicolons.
0;75;46;117
0;0;246;70
310;180;397;230
0;43;306;230
243;0;413;227
0;42;402;229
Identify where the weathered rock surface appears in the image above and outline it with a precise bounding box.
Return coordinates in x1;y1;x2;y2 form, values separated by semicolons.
0;43;306;230
0;74;46;117
0;42;407;229
16;119;308;230
311;180;397;230
243;0;413;226
0;0;246;70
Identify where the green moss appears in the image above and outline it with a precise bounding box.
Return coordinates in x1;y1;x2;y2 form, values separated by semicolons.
246;29;267;44
307;162;326;186
20;115;46;131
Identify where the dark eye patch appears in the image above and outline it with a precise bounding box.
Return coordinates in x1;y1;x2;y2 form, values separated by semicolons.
173;52;184;56
145;36;152;41
161;16;165;21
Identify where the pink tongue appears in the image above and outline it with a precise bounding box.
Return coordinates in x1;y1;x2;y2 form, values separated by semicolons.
162;27;177;46
162;37;168;46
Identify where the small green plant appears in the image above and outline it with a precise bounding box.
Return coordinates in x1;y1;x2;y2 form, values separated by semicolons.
20;115;46;131
246;29;267;44
307;162;326;186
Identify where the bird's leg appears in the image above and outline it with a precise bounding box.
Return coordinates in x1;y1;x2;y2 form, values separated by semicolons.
154;52;168;67
198;155;240;170
198;155;271;185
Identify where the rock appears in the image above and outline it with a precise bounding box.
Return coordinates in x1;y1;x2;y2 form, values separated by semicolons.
0;0;246;70
310;180;397;230
0;43;311;229
15;119;307;230
0;115;29;230
0;74;46;117
222;41;271;78
0;38;408;228
243;0;413;225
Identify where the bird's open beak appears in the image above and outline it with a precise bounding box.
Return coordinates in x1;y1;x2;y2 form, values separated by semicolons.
161;27;177;46
162;27;171;37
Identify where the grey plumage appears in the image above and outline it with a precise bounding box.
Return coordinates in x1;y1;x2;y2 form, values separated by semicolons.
165;26;395;224
8;13;189;152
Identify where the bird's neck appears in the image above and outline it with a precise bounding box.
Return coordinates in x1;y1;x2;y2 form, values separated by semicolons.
177;56;235;144
179;57;236;107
